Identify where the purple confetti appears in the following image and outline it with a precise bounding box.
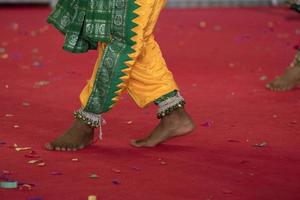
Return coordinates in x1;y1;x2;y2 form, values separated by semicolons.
228;139;241;143
201;121;213;128
112;179;121;185
27;198;43;200
51;171;62;176
131;167;141;171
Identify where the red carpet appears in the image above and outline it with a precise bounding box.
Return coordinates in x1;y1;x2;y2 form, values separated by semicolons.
0;6;300;200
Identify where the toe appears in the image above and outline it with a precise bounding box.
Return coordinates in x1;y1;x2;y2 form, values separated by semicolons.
44;143;54;151
130;139;145;148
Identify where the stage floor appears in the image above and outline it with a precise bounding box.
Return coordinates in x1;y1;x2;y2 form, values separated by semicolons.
0;6;300;200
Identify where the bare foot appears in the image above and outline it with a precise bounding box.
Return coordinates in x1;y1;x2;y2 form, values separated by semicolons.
266;66;300;92
44;119;94;151
131;108;195;148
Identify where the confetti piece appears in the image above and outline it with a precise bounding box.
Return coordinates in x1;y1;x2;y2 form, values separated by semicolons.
37;162;46;167
112;179;121;185
0;181;18;189
228;140;240;143
28;160;42;164
5;85;9;89
0;175;10;181
253;142;268;148
240;160;249;164
131;166;141;171
90;174;99;179
1;54;8;59
2;170;11;175
32;61;43;68
51;171;62;176
199;21;207;28
5;114;14;117
22;102;30;107
213;25;222;32
27;197;43;200
267;22;274;31
88;195;97;200
0;47;6;54
19;184;32;190
25;154;40;158
112;168;121;173
9;23;19;31
32;48;39;54
33;81;50;88
222;189;232;194
127;121;133;125
16;147;31;151
72;158;79;162
13;125;20;128
160;161;167;165
201;121;213;128
259;75;268;81
272;114;278;119
30;31;37;37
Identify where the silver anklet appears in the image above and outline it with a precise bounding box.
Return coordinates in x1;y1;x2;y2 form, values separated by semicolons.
74;108;100;128
74;109;105;140
157;93;186;119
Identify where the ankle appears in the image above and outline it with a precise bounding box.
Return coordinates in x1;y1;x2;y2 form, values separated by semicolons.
75;119;94;132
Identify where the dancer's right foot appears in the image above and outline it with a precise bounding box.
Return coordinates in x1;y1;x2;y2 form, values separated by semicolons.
266;66;300;92
44;119;94;151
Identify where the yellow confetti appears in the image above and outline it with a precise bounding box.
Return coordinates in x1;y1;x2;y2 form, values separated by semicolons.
15;147;31;151
28;160;40;164
33;80;50;88
37;162;46;167
88;195;97;200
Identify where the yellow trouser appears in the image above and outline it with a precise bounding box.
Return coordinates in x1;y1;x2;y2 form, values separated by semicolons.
80;0;178;113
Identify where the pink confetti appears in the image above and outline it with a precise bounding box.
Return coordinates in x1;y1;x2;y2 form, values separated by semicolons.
201;121;213;128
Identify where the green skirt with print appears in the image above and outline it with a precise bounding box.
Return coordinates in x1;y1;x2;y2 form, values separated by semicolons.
47;0;112;53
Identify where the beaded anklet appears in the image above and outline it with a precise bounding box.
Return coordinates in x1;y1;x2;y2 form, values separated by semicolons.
74;109;100;128
156;92;186;119
74;109;106;140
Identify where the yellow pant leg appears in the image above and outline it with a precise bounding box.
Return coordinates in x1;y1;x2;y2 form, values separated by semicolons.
127;37;178;108
79;0;178;111
127;0;178;107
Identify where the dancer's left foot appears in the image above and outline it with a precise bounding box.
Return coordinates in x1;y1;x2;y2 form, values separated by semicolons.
131;108;195;148
266;66;300;91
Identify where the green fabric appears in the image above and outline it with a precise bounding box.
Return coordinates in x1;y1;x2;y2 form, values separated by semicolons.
154;90;178;105
47;0;112;53
83;0;139;114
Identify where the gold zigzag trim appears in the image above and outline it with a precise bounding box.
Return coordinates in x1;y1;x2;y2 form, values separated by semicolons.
109;1;141;109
